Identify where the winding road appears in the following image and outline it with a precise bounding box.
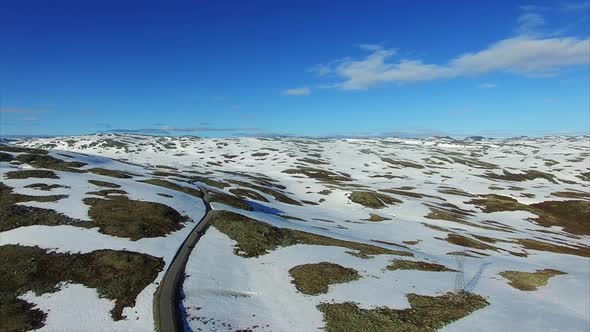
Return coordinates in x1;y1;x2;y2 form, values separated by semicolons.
155;188;216;332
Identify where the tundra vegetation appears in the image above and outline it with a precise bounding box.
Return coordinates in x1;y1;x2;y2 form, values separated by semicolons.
0;183;75;232
211;211;412;258
387;259;455;272
289;262;360;295
499;269;566;291
0;245;163;330
14;154;87;172
318;292;489;332
4;170;59;179
349;191;401;209
84;196;187;240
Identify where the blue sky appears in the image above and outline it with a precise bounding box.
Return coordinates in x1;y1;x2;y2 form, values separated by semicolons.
1;0;589;137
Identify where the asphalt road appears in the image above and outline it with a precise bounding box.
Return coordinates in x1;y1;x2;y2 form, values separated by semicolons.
155;188;215;332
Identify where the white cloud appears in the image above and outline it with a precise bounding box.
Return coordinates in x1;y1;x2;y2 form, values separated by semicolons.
309;64;332;76
358;43;384;51
309;9;590;90
21;116;40;122
314;36;589;90
451;37;589;75
562;1;590;12
281;87;311;96
517;12;545;35
0;108;45;114
519;5;548;12
478;83;497;89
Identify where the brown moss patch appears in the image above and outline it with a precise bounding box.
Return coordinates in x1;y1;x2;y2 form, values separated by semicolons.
139;179;202;198
289;262;360;295
282;167;352;182
280;214;306;221
349;191;401;209
298;157;330;165
24;183;69;191
446;251;482;258
318;292;489;332
0;183;75;232
426;208;468;223
211;211;410;258
468;195;590;236
4;170;59;179
88;168;133;179
576;172;590;182
402;240;421;245
229;188;269;202
380;188;441;199
483;169;557;184
228;179;301;205
0;244;163;329
551;191;590;200
381;158;425;169
387;259;455;272
15;154;87;173
88;180;121;188
448;156;498;169
425;205;510;233
499;269;566;291
444;234;499;251
364;214;392;222
516;238;590;257
84;196;187;240
528;200;590;236
0;152;15;162
0;145;47;155
189;176;229;189
208;190;252;210
86;189;128;197
438;188;475;197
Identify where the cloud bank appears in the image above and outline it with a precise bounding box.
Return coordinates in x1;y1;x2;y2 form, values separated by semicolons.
281;87;311;96
311;8;590;90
